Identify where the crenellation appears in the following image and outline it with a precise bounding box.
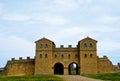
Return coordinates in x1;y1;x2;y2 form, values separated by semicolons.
103;56;108;59
9;57;35;64
60;45;64;48
68;45;72;48
27;57;30;60
19;57;22;60
11;58;15;61
54;48;77;52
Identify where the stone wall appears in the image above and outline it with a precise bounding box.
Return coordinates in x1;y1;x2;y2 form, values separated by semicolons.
97;56;115;74
4;57;35;76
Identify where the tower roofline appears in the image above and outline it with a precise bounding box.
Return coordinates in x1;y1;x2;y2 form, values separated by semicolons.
79;37;97;43
35;37;55;45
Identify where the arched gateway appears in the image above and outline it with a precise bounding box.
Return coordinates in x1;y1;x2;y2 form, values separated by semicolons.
68;62;79;75
54;63;64;75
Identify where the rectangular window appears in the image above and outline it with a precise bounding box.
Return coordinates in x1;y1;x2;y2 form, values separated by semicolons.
45;44;48;48
40;54;42;58
45;54;48;58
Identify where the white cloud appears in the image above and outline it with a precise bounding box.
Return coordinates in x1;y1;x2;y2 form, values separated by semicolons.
50;26;119;47
1;13;31;21
34;0;92;12
98;40;120;52
0;11;69;25
0;35;34;57
88;5;106;14
54;27;81;39
53;0;79;10
27;14;69;25
97;16;120;23
92;26;119;32
59;26;118;34
53;0;93;11
43;15;69;25
78;0;92;4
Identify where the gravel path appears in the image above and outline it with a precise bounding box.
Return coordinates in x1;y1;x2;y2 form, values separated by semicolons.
56;75;103;81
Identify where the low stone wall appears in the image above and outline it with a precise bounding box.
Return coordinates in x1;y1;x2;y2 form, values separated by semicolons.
98;56;115;74
3;57;35;76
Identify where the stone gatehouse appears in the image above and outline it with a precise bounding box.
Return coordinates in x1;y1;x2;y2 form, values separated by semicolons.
3;37;115;76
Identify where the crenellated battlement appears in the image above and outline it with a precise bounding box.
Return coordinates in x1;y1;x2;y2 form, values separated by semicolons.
10;56;34;61
58;45;76;48
8;57;35;64
98;56;108;60
4;56;35;76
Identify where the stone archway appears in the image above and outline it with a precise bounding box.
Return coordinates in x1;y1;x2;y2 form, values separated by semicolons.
54;63;64;75
68;62;79;75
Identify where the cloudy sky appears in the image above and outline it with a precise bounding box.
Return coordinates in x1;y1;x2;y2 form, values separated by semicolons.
0;0;120;67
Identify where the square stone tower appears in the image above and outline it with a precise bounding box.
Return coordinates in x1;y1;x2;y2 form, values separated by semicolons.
34;37;55;75
78;37;98;74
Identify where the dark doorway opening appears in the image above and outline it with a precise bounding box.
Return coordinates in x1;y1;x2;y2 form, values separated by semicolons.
54;63;64;75
68;62;79;75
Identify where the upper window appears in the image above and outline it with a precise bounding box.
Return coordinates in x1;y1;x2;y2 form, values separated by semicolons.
90;54;93;58
40;44;42;48
45;44;48;48
61;54;64;58
84;54;87;58
40;54;42;58
54;54;57;58
75;54;78;58
84;43;87;47
45;54;48;58
90;43;93;47
68;54;71;58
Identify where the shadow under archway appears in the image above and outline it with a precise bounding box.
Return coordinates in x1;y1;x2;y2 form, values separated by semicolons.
54;63;64;75
68;62;79;75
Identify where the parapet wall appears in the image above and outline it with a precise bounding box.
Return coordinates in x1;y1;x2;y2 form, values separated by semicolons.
97;56;115;73
4;57;35;76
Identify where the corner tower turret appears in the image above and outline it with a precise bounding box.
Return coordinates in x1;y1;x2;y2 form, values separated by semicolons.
34;37;55;75
78;37;97;74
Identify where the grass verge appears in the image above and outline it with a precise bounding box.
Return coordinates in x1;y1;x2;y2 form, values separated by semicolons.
0;75;65;81
82;72;120;81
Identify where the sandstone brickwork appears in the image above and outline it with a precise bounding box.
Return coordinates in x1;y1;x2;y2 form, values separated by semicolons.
97;56;115;74
3;57;35;76
3;37;115;76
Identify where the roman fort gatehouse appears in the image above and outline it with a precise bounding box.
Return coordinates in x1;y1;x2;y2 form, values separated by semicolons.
3;37;115;76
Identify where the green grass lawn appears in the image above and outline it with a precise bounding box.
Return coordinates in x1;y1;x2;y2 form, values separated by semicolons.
82;72;120;81
0;75;65;81
71;70;77;75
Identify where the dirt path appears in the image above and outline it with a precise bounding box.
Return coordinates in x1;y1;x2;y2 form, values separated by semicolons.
56;75;103;81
